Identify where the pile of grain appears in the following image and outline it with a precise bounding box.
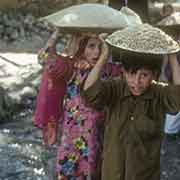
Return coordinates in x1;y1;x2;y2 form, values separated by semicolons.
106;24;180;54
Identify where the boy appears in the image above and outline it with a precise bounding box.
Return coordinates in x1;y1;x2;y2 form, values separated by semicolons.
81;41;180;180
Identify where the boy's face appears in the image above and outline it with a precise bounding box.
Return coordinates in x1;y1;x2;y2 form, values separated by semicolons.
124;68;155;96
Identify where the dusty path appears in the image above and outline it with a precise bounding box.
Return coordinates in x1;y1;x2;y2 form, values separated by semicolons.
0;107;180;180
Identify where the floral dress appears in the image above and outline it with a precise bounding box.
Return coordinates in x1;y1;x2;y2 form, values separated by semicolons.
57;63;122;180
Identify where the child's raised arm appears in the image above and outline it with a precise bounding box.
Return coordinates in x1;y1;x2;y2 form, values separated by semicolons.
168;53;180;84
38;29;59;65
83;39;109;90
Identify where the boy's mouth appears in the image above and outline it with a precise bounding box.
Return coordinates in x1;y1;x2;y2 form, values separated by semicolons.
129;86;142;96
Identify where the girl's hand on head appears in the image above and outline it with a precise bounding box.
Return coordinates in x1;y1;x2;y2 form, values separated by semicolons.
64;33;83;56
52;28;60;39
47;29;60;47
81;32;97;37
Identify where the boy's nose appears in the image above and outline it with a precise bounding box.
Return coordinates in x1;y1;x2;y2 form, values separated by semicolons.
134;74;140;85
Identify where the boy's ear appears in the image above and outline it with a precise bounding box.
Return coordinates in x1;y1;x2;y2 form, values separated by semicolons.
152;71;160;81
122;68;127;78
122;67;126;74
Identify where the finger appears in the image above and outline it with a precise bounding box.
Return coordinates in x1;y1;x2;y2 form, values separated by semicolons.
99;33;108;39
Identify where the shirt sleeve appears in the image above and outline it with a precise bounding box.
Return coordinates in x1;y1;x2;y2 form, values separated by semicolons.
160;84;180;114
81;78;123;110
45;55;73;82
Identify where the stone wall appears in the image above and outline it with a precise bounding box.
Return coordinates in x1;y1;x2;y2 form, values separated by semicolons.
0;0;109;17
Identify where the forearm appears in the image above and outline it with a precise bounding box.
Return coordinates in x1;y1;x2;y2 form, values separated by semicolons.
83;57;106;90
84;39;109;90
159;55;168;82
169;54;180;84
45;29;59;49
38;30;59;65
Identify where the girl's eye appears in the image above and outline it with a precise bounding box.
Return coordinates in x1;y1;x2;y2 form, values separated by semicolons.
88;43;96;48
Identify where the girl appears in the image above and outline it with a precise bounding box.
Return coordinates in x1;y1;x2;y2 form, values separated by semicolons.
34;30;122;179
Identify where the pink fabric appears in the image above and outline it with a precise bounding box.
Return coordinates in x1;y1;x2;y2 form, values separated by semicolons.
56;63;123;178
34;55;73;142
34;36;123;177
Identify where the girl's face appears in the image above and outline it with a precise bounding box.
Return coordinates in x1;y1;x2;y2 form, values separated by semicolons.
83;38;101;65
124;68;155;96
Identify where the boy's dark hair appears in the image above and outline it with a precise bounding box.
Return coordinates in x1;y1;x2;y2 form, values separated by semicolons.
121;52;163;77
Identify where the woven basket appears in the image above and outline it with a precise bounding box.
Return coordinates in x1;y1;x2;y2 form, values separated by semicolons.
106;23;180;55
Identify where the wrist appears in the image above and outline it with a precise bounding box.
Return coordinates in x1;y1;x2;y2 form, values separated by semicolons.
51;31;59;40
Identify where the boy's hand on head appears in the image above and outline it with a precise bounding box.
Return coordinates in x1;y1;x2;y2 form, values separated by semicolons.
168;53;180;84
168;53;179;68
99;33;108;39
168;53;177;61
99;33;109;59
65;33;88;57
99;35;109;63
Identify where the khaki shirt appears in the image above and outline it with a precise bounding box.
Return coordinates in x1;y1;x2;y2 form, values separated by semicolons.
82;78;180;180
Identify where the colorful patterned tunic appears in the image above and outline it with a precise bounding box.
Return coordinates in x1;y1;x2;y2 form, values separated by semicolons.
56;62;122;179
34;52;122;179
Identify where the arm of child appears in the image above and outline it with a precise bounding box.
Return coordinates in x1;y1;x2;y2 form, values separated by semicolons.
81;39;123;110
83;39;109;90
168;53;180;84
159;55;169;82
38;29;59;65
161;53;180;113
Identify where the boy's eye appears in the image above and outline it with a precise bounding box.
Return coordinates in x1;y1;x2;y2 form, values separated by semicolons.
140;73;149;78
129;71;136;75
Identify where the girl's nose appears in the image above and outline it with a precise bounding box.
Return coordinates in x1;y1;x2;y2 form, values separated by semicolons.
94;48;100;56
